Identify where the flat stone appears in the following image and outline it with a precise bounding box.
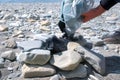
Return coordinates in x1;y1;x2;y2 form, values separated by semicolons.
17;40;43;51
17;49;51;65
22;64;56;78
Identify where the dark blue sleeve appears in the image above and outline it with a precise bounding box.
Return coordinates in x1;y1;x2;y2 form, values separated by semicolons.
100;0;118;10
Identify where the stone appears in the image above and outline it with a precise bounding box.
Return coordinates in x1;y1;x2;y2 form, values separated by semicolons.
40;20;51;26
60;64;87;78
18;49;51;65
40;26;50;31
6;71;21;80
22;64;56;78
0;57;4;68
106;14;119;21
12;30;23;37
91;38;105;46
29;14;40;20
67;42;80;50
0;25;8;32
89;75;99;80
50;74;60;80
3;38;17;48
3;14;15;20
50;50;83;71
0;20;6;24
9;21;22;27
1;50;16;61
7;61;20;72
17;34;25;38
75;46;105;75
17;40;43;51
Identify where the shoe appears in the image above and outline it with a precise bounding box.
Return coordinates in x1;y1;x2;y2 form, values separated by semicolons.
102;31;120;44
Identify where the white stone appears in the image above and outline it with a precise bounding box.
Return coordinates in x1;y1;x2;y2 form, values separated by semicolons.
0;25;8;32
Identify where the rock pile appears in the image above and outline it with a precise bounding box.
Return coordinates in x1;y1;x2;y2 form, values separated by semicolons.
0;33;106;80
0;3;120;80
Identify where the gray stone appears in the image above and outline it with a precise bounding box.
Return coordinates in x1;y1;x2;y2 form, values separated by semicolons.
91;38;105;46
0;58;4;68
50;74;60;80
32;33;54;50
3;38;17;48
29;14;40;20
6;71;21;80
50;50;83;71
22;64;56;78
75;46;105;75
1;50;16;61
17;49;51;65
60;64;87;78
17;40;44;51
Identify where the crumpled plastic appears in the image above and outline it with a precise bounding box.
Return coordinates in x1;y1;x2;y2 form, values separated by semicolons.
60;0;94;35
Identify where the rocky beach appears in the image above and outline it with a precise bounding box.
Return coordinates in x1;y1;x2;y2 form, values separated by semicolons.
0;2;120;80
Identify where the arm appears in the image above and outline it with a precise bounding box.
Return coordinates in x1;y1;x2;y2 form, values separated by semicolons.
81;5;106;22
81;0;118;23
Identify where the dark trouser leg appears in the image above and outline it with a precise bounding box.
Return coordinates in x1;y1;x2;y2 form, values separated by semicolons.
58;21;68;38
58;21;66;33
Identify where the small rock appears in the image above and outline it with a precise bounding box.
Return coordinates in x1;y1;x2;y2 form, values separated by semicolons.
50;74;60;80
89;75;99;80
67;42;80;50
40;20;51;26
0;58;4;68
1;50;16;61
12;30;23;37
0;25;8;32
60;64;87;78
3;38;17;48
